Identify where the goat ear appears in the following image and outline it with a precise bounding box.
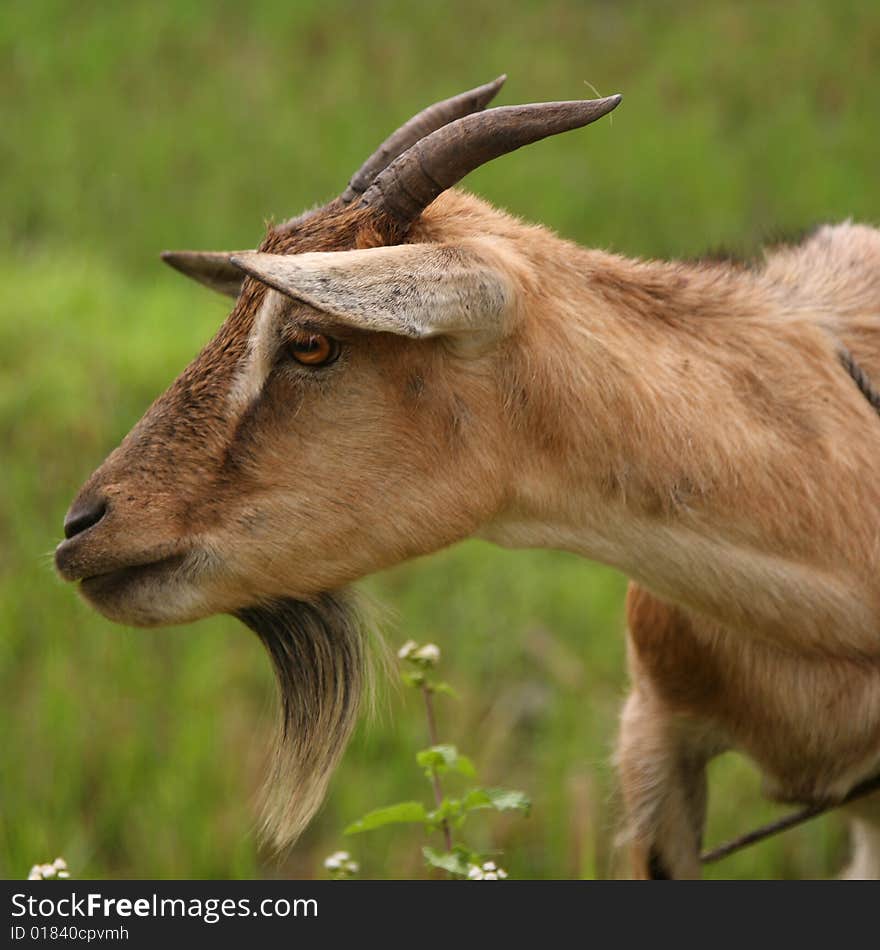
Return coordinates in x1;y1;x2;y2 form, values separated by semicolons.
228;243;513;339
160;250;250;298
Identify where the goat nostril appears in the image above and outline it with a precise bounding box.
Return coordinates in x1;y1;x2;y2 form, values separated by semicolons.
63;497;108;539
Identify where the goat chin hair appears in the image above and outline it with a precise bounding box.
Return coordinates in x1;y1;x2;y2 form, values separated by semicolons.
235;589;385;850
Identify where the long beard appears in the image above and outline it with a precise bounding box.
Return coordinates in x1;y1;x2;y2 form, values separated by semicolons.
235;589;376;849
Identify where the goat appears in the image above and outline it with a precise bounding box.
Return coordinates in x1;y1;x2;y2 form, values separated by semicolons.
55;77;880;878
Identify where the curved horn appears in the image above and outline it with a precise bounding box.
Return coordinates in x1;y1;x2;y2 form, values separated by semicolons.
360;94;622;226
339;75;507;204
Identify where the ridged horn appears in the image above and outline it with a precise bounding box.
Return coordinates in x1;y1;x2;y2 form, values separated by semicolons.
360;94;622;226
338;75;507;204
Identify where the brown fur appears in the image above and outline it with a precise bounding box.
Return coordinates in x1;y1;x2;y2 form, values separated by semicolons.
57;179;880;874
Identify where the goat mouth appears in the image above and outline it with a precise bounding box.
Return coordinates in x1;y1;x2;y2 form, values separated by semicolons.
55;530;187;583
78;554;187;600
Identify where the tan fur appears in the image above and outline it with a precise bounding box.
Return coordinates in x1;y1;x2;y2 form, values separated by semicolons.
57;184;880;874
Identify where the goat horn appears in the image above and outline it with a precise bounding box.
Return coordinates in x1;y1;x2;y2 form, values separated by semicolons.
360;94;622;226
338;75;507;204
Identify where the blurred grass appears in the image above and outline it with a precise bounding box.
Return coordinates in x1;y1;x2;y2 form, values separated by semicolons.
0;0;876;879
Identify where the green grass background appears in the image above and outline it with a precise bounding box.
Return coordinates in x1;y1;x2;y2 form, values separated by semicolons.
2;0;877;879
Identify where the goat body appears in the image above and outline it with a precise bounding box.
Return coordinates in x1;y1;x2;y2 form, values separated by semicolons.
473;205;880;877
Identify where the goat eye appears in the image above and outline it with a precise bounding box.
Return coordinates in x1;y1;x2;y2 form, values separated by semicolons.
285;333;340;367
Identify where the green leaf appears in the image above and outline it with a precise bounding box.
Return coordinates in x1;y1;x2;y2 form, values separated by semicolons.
401;671;426;689
427;796;465;827
484;788;531;813
416;744;475;778
422;846;473;878
462;787;531;815
344;801;428;835
427;681;459;700
462;789;492;812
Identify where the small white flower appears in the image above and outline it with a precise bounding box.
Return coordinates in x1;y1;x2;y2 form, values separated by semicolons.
325;850;358;877
53;858;68;871
40;864;56;878
27;870;42;880
397;640;418;660
413;643;440;665
58;871;70;879
473;860;507;880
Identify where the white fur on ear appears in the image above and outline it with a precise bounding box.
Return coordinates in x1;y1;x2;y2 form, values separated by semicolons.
160;250;251;298
228;243;514;339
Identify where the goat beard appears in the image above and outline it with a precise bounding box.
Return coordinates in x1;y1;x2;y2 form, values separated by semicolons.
235;589;377;850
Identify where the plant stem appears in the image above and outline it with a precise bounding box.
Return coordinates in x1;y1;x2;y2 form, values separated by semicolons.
423;685;453;853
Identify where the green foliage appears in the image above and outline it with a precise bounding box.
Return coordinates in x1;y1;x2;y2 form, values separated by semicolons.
416;745;475;780
344;802;429;836
464;789;532;816
422;847;473;877
339;643;529;877
401;672;457;697
422;788;531;831
2;0;873;879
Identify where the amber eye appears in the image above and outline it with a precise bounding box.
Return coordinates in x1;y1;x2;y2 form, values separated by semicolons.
286;333;340;367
